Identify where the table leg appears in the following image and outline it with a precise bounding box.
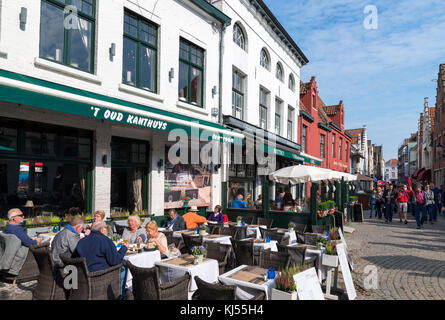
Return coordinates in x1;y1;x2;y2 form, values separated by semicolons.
324;267;339;300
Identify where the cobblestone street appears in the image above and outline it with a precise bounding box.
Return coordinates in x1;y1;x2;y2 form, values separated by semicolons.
345;210;445;300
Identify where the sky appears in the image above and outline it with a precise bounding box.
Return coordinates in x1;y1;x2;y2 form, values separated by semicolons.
263;0;445;161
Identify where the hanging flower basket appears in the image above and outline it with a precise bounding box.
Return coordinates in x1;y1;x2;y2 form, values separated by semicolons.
317;208;335;218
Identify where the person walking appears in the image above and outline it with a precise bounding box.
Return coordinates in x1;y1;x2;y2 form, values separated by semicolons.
407;185;415;217
424;184;435;224
430;183;441;222
396;184;411;224
383;184;397;223
369;189;377;218
413;185;427;229
375;187;384;219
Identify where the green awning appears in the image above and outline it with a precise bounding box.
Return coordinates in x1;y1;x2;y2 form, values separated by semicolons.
0;69;243;145
262;144;322;166
0;146;14;151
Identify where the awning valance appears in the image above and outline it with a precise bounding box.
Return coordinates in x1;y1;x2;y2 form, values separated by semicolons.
0;69;243;145
262;145;322;166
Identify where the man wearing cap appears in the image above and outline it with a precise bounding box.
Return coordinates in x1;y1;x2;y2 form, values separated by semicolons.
3;208;42;247
182;206;207;230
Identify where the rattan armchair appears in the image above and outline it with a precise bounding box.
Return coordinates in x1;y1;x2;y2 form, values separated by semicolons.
60;255;122;300
258;250;290;271
260;229;287;245
207;223;224;235
276;243;306;266
304;233;320;246
311;225;330;234
113;223;127;236
126;262;190;300
203;242;231;274
228;225;248;240
291;223;307;233
241;216;254;225
257;218;274;229
230;238;254;267
191;276;266;300
29;243;66;300
181;234;203;254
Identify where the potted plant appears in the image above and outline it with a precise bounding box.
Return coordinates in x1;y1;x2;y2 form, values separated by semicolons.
183;196;191;208
328;227;341;241
322;241;339;268
288;222;296;233
316;236;327;249
236;216;243;226
191;246;206;264
271;264;300;300
199;225;207;235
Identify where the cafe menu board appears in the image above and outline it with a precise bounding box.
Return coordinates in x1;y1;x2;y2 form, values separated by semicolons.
336;243;357;300
339;227;354;271
293;268;325;300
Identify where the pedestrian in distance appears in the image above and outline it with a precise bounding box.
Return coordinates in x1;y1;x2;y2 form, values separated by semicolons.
383;184;397;223
369;189;377;218
430;183;441;222
375;187;384;219
423;184;435;224
413;185;427;229
397;184;412;224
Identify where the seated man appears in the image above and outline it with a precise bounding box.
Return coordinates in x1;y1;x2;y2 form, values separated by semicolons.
73;222;128;272
51;216;84;266
3;209;42;247
164;209;186;232
231;194;248;209
182;206;207;229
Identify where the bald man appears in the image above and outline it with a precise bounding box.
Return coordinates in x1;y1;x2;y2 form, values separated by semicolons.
3;209;42;247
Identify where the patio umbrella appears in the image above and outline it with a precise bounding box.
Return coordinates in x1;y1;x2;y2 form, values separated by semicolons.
269;165;336;184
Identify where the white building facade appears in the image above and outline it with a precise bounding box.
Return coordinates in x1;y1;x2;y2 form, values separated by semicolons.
0;0;242;219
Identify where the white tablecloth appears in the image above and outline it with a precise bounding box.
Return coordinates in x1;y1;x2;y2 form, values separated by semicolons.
219;265;276;300
38;233;56;246
246;240;278;253
155;256;219;300
123;250;162;290
202;235;232;245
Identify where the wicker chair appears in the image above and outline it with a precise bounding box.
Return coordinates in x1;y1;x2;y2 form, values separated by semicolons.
206;223;224;235
295;232;305;244
257;218;274;229
230;238;254;267
126;262;190;300
260;229;286;245
242;216;254;225
191;276;266;300
304;233;320;246
291;223;307;233
0;233;39;285
220;226;234;237
203;242;231;274
60;256;122;300
29;243;67;300
228;225;248;240
258;250;290;271
311;225;330;234
181;234;203;254
114;223;127;236
276;243;306;266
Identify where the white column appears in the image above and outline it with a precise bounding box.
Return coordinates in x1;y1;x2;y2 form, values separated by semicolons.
93;122;112;218
150;132;167;216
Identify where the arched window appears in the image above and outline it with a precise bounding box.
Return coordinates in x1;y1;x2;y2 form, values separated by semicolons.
276;63;283;81
288;74;295;91
233;23;246;50
260;48;270;70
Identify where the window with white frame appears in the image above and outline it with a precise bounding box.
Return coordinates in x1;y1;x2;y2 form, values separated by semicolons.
233;23;246;50
287;106;294;140
259;88;268;130
275;99;282;135
302;125;307;153
288;74;295;91
260;48;270;70
232;70;245;120
320;134;325;158
339;138;343;160
332;133;336;158
276;63;283;81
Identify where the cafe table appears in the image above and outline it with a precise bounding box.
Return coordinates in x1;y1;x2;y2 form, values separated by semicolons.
123;248;162;291
155;254;219;300
242;238;278;252
219;265;276;300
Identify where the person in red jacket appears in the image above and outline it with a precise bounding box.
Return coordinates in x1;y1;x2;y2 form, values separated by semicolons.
397;184;413;224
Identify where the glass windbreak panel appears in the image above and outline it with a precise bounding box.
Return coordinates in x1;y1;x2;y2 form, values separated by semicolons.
69;16;92;72
0;160;89;217
40;1;64;63
228;180;254;209
139;45;155;91
122;37;137;86
178;61;189;101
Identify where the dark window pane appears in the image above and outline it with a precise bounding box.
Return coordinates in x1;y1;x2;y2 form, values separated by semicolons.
78;144;91;159
63;135;78;157
123;37;137;86
40;1;64;63
69;17;92;72
139;45;155;91
0;122;17;152
72;0;94;17
25;131;41;155
178;61;189;101
180;41;189;61
190;67;202;106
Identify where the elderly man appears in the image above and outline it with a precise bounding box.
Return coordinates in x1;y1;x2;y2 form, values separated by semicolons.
231;194;248;209
73;222;128;272
51;216;84;266
164;209;186;232
3;209;41;247
182;206;207;230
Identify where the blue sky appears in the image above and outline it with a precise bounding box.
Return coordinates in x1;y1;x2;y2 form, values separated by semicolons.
263;0;445;161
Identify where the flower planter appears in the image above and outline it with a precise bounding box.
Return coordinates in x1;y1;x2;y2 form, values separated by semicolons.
322;254;339;268
236;221;242;226
194;255;204;264
271;288;298;300
288;228;294;233
199;229;207;236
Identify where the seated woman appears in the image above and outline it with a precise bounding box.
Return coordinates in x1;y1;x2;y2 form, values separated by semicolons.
207;205;224;224
84;210;106;236
145;221;168;255
122;214;147;244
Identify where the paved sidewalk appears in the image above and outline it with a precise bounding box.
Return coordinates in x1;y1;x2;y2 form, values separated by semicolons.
344;210;445;300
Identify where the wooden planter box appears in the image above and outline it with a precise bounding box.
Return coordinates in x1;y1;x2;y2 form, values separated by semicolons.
322;254;339;268
271;288;298;300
